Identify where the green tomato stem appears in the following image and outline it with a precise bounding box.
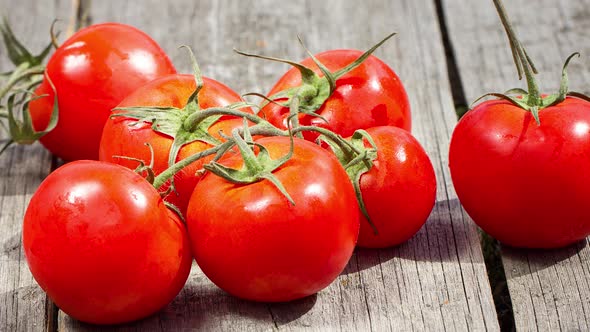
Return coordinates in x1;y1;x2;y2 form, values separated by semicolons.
151;122;285;190
0;64;44;100
183;107;266;132
492;0;541;107
152;141;229;190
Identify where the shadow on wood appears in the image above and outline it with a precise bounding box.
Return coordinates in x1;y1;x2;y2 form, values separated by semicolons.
502;239;587;277
2;232;22;262
0;144;51;196
0;285;51;331
341;199;481;275
59;269;316;331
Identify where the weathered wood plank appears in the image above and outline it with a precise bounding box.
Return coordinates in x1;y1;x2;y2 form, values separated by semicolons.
56;0;499;330
443;0;590;102
443;0;590;330
0;1;72;331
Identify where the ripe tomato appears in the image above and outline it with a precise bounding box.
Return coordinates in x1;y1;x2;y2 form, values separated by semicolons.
99;73;250;214
29;23;176;161
449;97;590;248
187;137;359;302
262;50;411;141
355;126;436;248
23;161;192;324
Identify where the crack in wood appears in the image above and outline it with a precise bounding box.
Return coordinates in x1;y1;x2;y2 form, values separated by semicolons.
433;0;516;331
433;0;468;119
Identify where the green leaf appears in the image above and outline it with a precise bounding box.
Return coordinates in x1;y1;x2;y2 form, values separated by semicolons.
112;106;184;138
530;106;540;125
178;45;204;115
234;48;318;86
556;52;580;103
318;128;378;234
471;92;530;110
504;88;528;96
261;173;295;205
41;73;59;134
333;32;396;79
0;17;53;67
1;73;59;151
541;94;558;107
167;114;223;166
203;121;295;205
297;35;336;94
1;17;35;66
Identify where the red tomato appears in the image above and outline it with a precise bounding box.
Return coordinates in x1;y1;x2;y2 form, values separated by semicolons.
262;50;411;141
99;73;250;214
449;97;590;248
29;23;176;161
23;161;192;324
187;137;359;302
355;126;436;248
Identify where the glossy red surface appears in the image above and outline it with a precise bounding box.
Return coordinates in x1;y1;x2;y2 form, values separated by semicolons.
99;74;250;214
23;161;192;324
261;49;411;141
449;97;590;248
29;23;176;161
356;126;436;248
187;137;360;302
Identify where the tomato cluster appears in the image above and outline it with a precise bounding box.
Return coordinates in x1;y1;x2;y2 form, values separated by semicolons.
6;0;588;325
0;22;435;324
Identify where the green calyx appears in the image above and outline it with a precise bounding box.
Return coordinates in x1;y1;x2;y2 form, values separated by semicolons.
316;128;379;235
114;143;157;184
235;32;396;122
150;110;286;191
0;73;59;154
0;17;57;101
473;0;590;124
111;46;254;168
203;119;296;205
0;18;60;155
1;17;53;68
114;143;186;223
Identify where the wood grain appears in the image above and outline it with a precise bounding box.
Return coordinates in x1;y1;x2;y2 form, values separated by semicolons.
443;0;590;103
0;1;71;331
54;0;499;331
443;0;590;330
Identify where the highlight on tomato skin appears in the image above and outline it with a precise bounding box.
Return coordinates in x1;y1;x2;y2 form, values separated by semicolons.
22;161;192;325
99;73;253;215
449;97;590;249
28;22;177;162
260;48;412;142
186;136;360;302
448;0;590;249
354;126;436;249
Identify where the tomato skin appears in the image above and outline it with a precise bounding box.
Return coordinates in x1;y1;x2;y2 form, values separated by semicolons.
22;161;192;324
356;126;436;248
29;23;176;161
262;49;411;141
187;137;360;302
449;97;590;248
99;74;249;214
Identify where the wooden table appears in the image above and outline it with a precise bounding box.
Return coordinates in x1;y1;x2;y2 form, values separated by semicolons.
1;0;589;331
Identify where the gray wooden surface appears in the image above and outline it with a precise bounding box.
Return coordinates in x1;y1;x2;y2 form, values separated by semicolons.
443;0;590;331
0;0;588;331
56;0;498;331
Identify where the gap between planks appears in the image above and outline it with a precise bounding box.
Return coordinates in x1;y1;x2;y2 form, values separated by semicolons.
433;0;516;331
